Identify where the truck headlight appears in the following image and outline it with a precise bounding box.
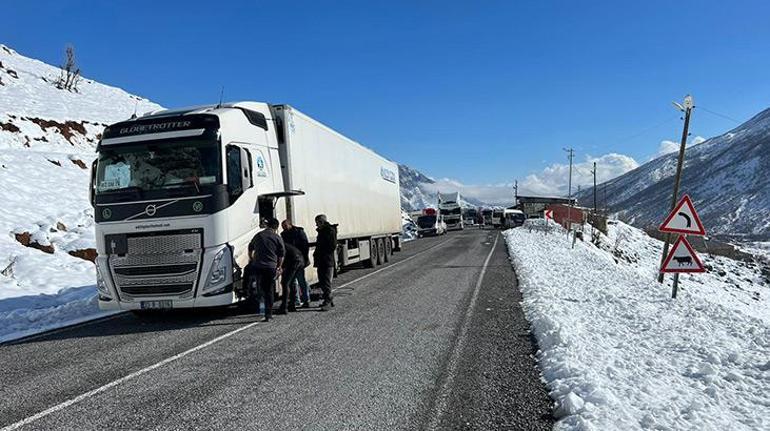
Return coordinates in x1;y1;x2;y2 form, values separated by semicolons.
205;246;231;290
96;264;110;296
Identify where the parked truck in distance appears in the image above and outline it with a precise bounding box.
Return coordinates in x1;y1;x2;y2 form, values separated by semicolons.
502;209;527;229
91;102;402;311
416;208;446;237
439;192;464;231
464;207;478;227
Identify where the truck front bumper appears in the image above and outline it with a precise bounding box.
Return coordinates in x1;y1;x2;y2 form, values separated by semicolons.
98;285;237;311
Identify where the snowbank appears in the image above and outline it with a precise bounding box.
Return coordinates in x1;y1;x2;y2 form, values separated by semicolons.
401;210;417;242
504;220;770;430
0;45;162;341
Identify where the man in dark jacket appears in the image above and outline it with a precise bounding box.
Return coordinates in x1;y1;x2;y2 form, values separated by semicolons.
281;219;311;308
278;243;304;314
313;214;337;311
248;218;284;322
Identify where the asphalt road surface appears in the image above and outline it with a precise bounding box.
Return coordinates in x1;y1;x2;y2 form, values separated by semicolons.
0;228;553;430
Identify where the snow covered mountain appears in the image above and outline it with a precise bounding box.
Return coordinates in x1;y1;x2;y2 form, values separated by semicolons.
0;44;161;339
577;108;770;239
398;164;439;210
398;164;487;211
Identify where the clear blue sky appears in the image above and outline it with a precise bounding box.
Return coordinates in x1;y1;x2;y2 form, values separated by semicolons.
3;1;770;184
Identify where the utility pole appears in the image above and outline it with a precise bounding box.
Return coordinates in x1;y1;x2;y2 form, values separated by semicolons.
657;95;695;295
591;162;597;213
513;180;518;207
563;147;575;231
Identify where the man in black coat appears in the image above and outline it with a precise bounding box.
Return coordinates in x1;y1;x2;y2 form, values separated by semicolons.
277;242;304;314
281;219;311;308
313;214;337;311
248;218;284;322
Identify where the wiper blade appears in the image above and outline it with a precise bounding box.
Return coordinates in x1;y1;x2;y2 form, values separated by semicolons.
158;179;201;194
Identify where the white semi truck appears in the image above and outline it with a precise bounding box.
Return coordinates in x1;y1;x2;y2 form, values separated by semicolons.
438;192;464;231
90;102;402;311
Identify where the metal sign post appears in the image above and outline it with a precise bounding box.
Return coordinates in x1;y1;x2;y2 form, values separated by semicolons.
659;193;707;298
658;95;694;284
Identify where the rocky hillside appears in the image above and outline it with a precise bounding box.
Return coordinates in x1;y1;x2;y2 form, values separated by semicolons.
0;44;161;302
578;108;770;239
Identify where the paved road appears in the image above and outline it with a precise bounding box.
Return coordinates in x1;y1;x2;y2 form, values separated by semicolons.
0;229;553;430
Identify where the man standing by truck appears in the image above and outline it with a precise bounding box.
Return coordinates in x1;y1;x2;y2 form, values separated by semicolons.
277;243;305;314
281;219;311;308
248;218;285;322
313;214;337;311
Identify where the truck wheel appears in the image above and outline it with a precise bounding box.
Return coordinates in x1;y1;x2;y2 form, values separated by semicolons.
364;240;377;268
377;239;385;265
384;237;392;262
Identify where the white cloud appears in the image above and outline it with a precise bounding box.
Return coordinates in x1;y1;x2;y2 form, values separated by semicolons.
420;152;640;205
422;179;516;205
518;153;639;197
653;136;706;159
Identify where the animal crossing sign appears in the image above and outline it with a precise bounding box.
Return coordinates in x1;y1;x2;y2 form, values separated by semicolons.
659;194;706;274
660;235;705;273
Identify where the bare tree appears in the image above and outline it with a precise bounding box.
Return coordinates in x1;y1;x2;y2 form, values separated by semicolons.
54;44;81;92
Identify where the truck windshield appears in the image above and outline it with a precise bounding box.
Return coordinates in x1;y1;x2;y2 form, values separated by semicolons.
96;139;220;194
417;215;437;228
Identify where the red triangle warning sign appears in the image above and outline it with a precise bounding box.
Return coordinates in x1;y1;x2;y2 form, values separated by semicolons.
660;236;705;273
659;195;706;236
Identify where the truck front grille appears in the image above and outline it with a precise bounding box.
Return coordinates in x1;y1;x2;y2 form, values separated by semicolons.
108;230;203;300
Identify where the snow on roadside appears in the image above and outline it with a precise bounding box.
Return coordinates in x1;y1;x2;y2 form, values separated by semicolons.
401;210;417;242
0;44;162;342
504;220;770;430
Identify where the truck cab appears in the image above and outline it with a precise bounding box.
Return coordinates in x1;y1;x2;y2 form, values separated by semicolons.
416;208;446;237
91;102;287;311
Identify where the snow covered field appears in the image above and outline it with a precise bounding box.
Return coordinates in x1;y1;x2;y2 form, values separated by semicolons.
504;220;770;430
0;44;160;342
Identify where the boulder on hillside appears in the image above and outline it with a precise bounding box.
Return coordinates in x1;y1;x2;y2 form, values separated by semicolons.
14;231;55;254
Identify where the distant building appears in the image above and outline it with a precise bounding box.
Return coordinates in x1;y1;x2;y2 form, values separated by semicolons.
515;195;576;219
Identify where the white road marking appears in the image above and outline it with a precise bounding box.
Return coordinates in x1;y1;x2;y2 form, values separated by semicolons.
2;235;456;430
1;320;260;431
426;232;499;430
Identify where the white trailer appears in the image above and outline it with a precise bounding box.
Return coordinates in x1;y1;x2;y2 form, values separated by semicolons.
91;102;401;311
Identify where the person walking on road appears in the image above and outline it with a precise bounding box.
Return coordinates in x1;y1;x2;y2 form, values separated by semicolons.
281;219;311;308
277;243;305;314
313;214;337;311
248;218;284;322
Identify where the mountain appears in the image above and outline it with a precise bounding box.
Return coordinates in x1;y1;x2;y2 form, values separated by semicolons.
398;164;438;210
577;108;770;239
398;164;488;211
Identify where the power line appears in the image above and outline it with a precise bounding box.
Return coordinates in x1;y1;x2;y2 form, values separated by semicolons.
613;115;682;144
695;106;741;124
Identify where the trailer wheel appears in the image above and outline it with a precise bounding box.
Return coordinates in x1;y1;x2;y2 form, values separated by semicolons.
364;239;377;268
383;237;392;262
376;239;385;265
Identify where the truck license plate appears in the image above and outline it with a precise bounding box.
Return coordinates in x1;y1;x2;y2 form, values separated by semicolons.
140;300;173;310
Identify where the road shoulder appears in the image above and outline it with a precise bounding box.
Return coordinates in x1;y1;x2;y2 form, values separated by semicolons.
436;231;554;430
